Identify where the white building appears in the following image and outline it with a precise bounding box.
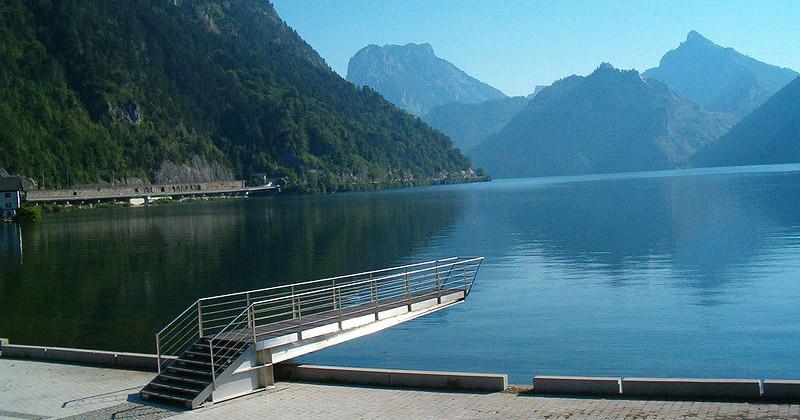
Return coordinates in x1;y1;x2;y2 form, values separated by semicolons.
0;177;23;218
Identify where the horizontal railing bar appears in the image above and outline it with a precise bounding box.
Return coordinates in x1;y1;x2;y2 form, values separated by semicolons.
201;306;253;317
156;299;200;336
200;298;250;309
159;329;199;354
198;258;459;303
159;317;200;344
246;259;481;308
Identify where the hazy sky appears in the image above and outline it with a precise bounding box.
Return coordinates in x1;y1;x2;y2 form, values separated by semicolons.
272;0;800;96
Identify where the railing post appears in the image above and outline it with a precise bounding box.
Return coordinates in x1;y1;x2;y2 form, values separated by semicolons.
371;273;379;316
250;305;257;343
337;286;343;328
291;285;297;319
155;334;162;373
332;279;337;310
462;263;469;294
209;338;217;388
405;271;411;304
197;300;204;338
435;260;441;294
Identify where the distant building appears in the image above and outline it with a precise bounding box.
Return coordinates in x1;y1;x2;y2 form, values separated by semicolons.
0;177;23;219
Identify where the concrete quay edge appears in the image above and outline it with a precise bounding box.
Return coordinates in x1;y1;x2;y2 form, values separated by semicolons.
0;338;171;371
3;339;800;401
275;363;508;392
621;377;761;400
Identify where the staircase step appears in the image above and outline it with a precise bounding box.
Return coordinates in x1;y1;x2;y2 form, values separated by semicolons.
184;350;212;358
176;358;212;367
191;344;239;353
157;373;211;387
167;365;213;376
148;381;204;396
140;389;193;408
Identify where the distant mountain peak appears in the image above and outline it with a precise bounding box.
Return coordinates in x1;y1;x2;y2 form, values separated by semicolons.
644;32;798;117
596;62;616;71
685;30;714;45
347;43;506;116
409;42;434;54
588;63;646;86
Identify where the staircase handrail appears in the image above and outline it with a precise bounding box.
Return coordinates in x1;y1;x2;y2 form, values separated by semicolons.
205;257;484;383
155;257;481;372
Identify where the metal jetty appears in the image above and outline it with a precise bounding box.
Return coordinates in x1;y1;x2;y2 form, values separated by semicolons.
140;257;484;408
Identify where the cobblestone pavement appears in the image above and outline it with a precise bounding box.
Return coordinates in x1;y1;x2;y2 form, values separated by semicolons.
178;382;800;420
0;359;155;419
2;359;800;419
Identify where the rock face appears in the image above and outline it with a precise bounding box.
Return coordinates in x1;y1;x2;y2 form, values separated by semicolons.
107;101;142;125
693;76;800;167
346;43;506;116
643;31;798;118
154;155;234;184
472;64;734;178
423;96;530;152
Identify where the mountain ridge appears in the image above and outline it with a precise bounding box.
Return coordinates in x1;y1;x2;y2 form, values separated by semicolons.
473;64;734;178
644;31;798;118
346;43;506;116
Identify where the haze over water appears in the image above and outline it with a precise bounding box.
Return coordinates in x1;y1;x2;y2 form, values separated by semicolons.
3;164;800;383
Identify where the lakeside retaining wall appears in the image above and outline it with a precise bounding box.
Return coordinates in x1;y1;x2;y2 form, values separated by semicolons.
533;375;800;401
0;338;169;371
274;363;508;392
25;180;250;203
2;339;798;400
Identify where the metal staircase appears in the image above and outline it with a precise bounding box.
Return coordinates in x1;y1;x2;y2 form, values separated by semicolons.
140;257;484;409
140;338;243;408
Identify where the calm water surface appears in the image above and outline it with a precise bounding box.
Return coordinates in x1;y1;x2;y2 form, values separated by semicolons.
3;164;800;383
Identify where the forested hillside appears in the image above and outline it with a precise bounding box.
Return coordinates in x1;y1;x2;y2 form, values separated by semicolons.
0;0;473;192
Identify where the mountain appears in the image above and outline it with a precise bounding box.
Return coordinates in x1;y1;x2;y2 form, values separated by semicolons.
472;64;734;178
0;1;473;193
423;96;530;152
346;43;506;116
644;31;798;118
692;77;800;167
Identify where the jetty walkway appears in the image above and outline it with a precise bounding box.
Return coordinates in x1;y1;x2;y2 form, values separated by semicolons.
1;358;798;419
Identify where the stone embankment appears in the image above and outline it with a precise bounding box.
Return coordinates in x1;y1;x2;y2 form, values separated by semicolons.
25;180;278;204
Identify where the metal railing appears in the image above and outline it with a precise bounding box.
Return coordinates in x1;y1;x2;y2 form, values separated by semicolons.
155;257;483;372
207;256;483;382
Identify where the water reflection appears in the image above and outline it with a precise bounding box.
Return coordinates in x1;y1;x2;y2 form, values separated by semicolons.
441;172;795;302
0;223;22;264
0;194;462;352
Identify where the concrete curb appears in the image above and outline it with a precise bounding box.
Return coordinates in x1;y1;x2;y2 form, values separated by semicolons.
533;375;621;396
0;338;170;371
763;380;800;401
621;377;761;400
275;363;508;392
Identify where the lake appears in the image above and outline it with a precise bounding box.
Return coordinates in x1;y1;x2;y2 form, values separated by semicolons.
3;164;800;383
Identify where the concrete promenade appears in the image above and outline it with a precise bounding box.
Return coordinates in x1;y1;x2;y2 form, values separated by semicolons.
1;359;799;419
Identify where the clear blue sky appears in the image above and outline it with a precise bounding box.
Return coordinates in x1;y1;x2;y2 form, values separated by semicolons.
272;0;800;96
